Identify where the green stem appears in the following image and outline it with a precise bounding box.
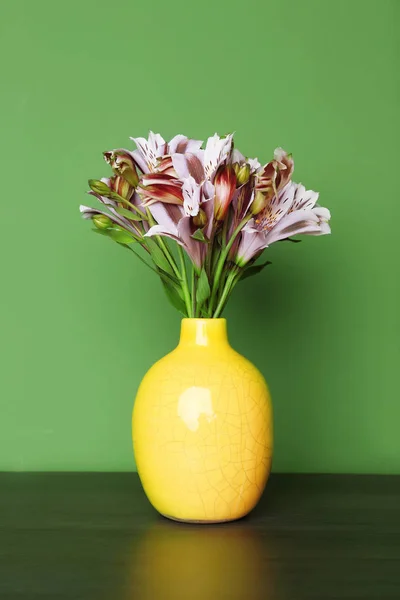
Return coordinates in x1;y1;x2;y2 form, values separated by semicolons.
213;268;237;318
158;236;181;279
191;268;196;318
113;193;147;219
222;215;229;247
178;245;192;317
208;215;251;316
145;208;181;280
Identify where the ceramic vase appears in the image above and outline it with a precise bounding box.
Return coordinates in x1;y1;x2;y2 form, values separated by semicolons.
132;318;272;523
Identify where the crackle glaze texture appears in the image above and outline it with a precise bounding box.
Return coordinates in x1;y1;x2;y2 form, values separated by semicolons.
132;319;272;523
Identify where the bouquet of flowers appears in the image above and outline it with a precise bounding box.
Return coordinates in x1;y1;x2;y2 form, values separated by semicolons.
80;132;331;318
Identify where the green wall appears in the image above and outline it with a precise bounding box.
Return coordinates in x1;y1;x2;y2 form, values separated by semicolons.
1;0;399;473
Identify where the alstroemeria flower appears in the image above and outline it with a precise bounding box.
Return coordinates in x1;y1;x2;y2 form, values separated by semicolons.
254;148;294;211
129;131;167;173
145;179;214;270
129;132;204;176
236;182;331;265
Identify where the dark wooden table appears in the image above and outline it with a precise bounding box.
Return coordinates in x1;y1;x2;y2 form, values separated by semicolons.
1;473;399;599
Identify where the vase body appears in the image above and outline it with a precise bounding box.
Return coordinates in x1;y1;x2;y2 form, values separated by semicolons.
132;319;273;523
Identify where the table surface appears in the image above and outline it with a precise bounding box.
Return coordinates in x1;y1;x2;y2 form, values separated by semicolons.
1;473;400;600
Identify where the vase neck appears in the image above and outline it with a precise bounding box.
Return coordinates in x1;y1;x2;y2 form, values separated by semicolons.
178;319;229;349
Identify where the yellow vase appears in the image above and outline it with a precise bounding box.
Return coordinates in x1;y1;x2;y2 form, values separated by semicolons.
132;318;273;523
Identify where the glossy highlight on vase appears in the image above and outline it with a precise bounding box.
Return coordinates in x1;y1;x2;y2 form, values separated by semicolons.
132;319;273;523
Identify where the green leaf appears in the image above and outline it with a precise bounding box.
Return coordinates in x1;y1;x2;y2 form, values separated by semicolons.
109;190;127;203
240;260;272;281
92;227;137;246
191;228;208;243
161;279;187;315
145;238;175;275
115;206;142;221
109;228;137;244
157;268;180;286
196;268;211;306
92;228;110;237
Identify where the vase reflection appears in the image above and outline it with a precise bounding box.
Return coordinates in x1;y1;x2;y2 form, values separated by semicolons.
125;519;277;600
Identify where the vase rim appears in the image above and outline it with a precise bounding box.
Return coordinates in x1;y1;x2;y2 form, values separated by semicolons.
179;318;228;347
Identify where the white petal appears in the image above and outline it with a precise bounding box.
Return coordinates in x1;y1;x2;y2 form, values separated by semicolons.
144;224;179;240
202;180;214;202
274;147;286;161
168;134;188;155
313;206;331;221
130;149;149;173
307;221;331;235
247;157;261;172
182;176;201;217
263;210;321;245
149;202;182;233
172;153;190;179
236;230;268;265
204;133;234;179
232;148;245;163
79;204;92;215
148;130;166;150
172;151;205;183
291;182;319;211
130;131;165;171
169;135;203;154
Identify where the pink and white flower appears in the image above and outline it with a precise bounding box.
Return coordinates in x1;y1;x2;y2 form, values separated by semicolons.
236;182;331;265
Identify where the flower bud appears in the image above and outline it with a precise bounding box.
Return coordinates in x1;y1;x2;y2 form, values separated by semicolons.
232;162;241;177
214;164;237;221
193;208;207;227
104;150;139;188
237;163;251;186
88;179;112;197
251;190;267;215
93;214;113;230
110;176;134;201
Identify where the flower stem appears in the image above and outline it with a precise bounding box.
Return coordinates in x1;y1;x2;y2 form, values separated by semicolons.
178;245;192;317
146;208;181;280
208;215;251;316
191;268;196;317
114;194;147;219
213;268;238;318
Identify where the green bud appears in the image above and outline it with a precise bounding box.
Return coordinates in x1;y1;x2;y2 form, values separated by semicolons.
251;190;267;215
88;179;112;197
232;162;241;177
112;176;134;201
93;214;113;230
237;163;251;186
193;208;207;228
